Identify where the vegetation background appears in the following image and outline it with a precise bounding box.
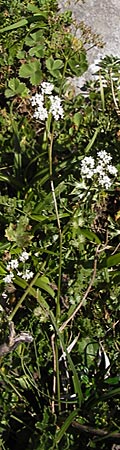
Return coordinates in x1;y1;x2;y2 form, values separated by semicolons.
0;0;120;449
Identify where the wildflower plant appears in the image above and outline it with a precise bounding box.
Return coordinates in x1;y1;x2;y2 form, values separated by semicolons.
0;1;120;449
2;251;34;302
81;150;118;189
30;82;64;122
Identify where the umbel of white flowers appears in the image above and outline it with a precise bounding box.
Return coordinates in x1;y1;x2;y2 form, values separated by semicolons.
81;151;117;189
3;250;34;285
30;82;64;122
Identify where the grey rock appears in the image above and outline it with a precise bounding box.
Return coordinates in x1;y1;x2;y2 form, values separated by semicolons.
58;0;120;91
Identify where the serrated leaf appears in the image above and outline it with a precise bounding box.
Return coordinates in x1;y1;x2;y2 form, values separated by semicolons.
5;89;16;98
19;60;42;85
30;30;43;42
25;35;35;47
46;56;54;71
30;69;42;85
46;57;63;77
5;78;29;98
16;50;25;59
27;4;41;14
29;45;44;58
19;62;33;78
68;52;87;76
49;70;61;79
52;59;64;70
25;30;43;47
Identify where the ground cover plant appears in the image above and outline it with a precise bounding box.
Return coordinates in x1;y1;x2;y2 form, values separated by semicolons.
0;0;120;449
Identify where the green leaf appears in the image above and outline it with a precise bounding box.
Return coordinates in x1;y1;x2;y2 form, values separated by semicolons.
0;19;27;33
18;376;30;389
14;276;43;301
100;253;120;269
85;127;100;153
46;56;54;71
5;78;29;98
16;50;25;59
35;277;55;298
0;174;10;182
68;52;88;76
0;243;10;252
37;293;83;406
29;45;44;58
55;410;78;444
73;112;81;128
80;228;101;244
5;89;15;98
99;72;105;111
106;253;120;267
25;30;44;47
27;5;48;20
46;57;63;77
27;4;42;14
19;60;42;85
0;264;6;275
52;59;64;70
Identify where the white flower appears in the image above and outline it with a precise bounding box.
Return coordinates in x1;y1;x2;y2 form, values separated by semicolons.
81;156;95;179
7;259;19;270
97;151;112;165
49;95;64;121
81;150;117;190
33;105;48;121
17;271;23;277
31;88;64;122
31;93;44;107
98;174;112;189
95;164;104;175
41;82;54;95
30;93;48;121
19;251;29;263
3;272;14;284
108;165;118;176
22;270;34;281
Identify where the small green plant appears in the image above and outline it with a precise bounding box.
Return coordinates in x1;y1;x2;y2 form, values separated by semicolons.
0;1;120;449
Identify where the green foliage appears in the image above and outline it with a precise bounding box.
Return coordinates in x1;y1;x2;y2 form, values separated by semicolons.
0;0;120;449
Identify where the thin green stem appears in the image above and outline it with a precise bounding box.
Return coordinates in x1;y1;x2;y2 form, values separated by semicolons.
59;57;69;95
47;118;62;412
9;272;40;321
56;342;61;412
48;121;62;320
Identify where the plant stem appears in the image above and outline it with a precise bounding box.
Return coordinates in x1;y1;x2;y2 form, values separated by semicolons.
9;272;40;321
48;119;62;412
48;122;62;321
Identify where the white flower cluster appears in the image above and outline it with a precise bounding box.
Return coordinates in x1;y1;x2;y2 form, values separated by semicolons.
81;150;118;189
30;82;64;122
3;250;34;286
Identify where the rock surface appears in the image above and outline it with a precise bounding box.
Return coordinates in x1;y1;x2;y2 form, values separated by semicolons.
58;0;120;89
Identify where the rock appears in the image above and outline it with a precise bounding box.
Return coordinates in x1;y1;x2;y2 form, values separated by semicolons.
58;0;120;91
